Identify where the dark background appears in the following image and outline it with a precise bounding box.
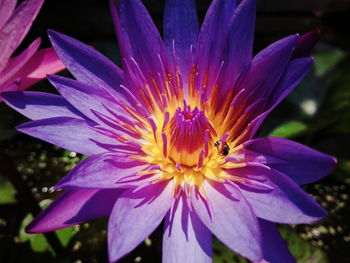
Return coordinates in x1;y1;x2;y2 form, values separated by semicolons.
1;0;350;262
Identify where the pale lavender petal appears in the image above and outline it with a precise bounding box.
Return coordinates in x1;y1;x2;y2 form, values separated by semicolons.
163;197;212;263
243;137;337;185
164;0;198;77
55;153;148;190
235;166;327;223
26;189;122;233
47;74;125;123
256;219;295;263
108;181;173;262
0;0;44;71
191;180;263;261
17;117;117;155
0;0;17;29
47;30;125;98
1;91;83;120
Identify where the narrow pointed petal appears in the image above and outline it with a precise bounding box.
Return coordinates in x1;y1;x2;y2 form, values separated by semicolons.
163;197;212;263
164;0;198;77
0;38;40;86
55;153;148;190
243;137;337;185
17;117;117;155
266;58;313;110
47;30;124;97
109;0;168;76
14;47;66;90
257;219;296;263
225;0;256;78
236;166;327;224
26;189;122;233
0;0;17;29
191;181;263;261
108;181;173;262
47;74;124;123
1;91;83;120
196;0;236;74
243;35;299;99
0;0;44;71
293;29;320;58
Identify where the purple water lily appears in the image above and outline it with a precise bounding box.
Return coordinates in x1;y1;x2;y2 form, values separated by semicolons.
0;0;65;98
1;0;336;262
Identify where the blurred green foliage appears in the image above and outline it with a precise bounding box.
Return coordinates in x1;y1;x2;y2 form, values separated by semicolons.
0;180;16;204
18;200;78;254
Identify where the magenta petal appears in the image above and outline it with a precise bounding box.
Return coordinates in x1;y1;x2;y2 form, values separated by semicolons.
26;189;122;233
0;0;44;71
47;30;124;97
1;91;83;120
14;47;66;90
243;137;337;185
293;29;319;59
55;153;148;190
236;166;327;224
164;0;198;77
191;180;263;261
0;0;17;29
163;197;212;263
257;219;296;263
108;181;173;262
17;117;116;155
0;38;40;87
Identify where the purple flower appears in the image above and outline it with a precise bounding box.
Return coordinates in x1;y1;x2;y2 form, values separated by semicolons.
1;0;336;262
0;0;65;98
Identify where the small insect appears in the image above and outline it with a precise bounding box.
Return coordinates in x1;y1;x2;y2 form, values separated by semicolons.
214;140;230;157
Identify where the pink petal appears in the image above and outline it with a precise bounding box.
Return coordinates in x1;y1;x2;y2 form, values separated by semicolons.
15;47;66;90
0;38;41;88
0;0;17;29
0;0;44;71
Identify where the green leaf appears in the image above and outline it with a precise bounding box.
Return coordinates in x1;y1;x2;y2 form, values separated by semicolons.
0;180;16;204
279;226;329;263
268;121;308;138
213;237;248;263
56;227;78;247
314;50;346;77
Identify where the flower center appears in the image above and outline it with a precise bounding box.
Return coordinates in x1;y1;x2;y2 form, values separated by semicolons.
163;105;217;167
131;100;242;196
